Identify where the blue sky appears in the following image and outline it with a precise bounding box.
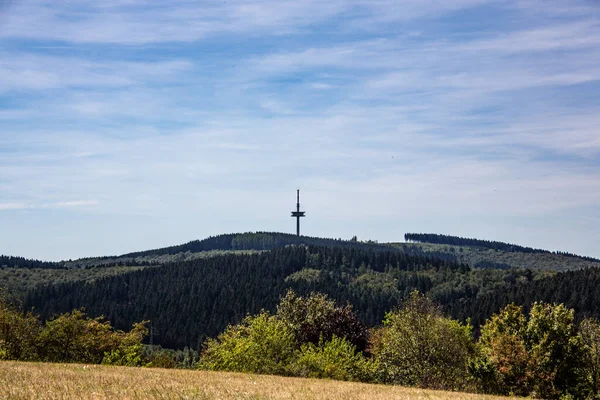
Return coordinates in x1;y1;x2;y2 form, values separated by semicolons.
1;0;600;261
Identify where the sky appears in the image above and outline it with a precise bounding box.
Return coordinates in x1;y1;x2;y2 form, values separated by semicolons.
1;0;600;261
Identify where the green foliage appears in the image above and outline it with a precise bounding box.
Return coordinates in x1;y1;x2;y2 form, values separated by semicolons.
284;268;321;284
473;302;588;399
199;311;297;375
291;335;377;382
470;304;530;396
0;292;147;366
25;244;548;349
200;292;375;381
370;291;475;391
276;290;368;351
0;296;39;361
102;343;145;367
0;265;148;297
526;303;586;398
37;310;148;364
580;318;600;397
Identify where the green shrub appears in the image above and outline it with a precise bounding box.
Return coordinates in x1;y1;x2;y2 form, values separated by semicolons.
276;290;368;351
102;343;145;367
580;318;600;397
370;291;475;391
473;302;588;399
0;297;39;361
37;310;148;364
291;335;377;382
199;311;297;375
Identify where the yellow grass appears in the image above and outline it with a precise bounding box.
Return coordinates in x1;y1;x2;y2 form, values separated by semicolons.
0;361;515;400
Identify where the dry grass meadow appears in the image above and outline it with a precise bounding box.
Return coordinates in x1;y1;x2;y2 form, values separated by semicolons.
0;361;517;400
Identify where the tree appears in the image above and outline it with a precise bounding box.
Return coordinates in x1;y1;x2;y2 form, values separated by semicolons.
276;290;368;351
470;304;530;396
526;303;587;399
370;291;475;390
291;335;377;382
0;295;39;361
580;318;600;396
199;311;297;375
37;309;147;364
473;302;588;399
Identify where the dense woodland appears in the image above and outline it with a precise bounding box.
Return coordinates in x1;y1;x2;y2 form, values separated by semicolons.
451;266;600;327
405;233;600;262
121;232;396;258
25;244;541;349
0;255;62;269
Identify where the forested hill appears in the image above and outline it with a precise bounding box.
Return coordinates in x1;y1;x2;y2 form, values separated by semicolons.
119;232;396;257
26;245;478;349
16;235;600;350
405;233;599;262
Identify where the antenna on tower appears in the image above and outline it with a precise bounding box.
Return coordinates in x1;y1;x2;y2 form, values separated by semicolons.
290;189;306;236
149;321;159;346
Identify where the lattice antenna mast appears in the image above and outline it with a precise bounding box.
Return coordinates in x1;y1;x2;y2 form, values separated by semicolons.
290;189;306;236
149;321;159;346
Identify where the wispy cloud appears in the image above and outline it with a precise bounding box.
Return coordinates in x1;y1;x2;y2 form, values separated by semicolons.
1;0;600;259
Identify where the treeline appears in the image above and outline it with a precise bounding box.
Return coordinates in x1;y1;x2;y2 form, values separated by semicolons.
120;232;398;258
451;266;600;328
22;243;600;351
405;233;553;253
0;296;145;365
9;288;600;398
0;255;155;270
201;290;600;399
24;245;481;348
0;255;62;269
0;295;199;368
405;233;600;262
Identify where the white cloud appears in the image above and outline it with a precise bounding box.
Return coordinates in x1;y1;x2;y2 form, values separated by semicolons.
0;202;29;210
1;0;600;259
0;55;193;92
0;0;493;45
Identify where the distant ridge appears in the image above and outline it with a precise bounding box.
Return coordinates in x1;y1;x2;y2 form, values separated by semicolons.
404;233;600;263
3;232;598;269
119;231;397;258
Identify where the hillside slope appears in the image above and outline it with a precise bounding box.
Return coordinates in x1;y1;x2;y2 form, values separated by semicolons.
0;251;260;296
0;361;514;400
391;242;600;271
25;245;534;348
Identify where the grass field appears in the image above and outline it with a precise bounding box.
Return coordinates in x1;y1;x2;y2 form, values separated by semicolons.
0;361;514;400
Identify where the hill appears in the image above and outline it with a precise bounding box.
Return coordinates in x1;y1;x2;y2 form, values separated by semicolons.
25;244;533;348
0;250;258;296
7;231;600;349
392;242;600;271
0;360;513;400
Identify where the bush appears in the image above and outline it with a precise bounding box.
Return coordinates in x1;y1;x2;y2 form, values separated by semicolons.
37;309;148;364
102;343;145;367
580;318;600;397
276;290;369;351
471;304;530;395
0;297;39;361
291;335;377;382
472;302;588;399
199;311;297;375
370;291;475;391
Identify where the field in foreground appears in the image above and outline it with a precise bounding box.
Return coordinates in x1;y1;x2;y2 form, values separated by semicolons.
0;361;514;400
